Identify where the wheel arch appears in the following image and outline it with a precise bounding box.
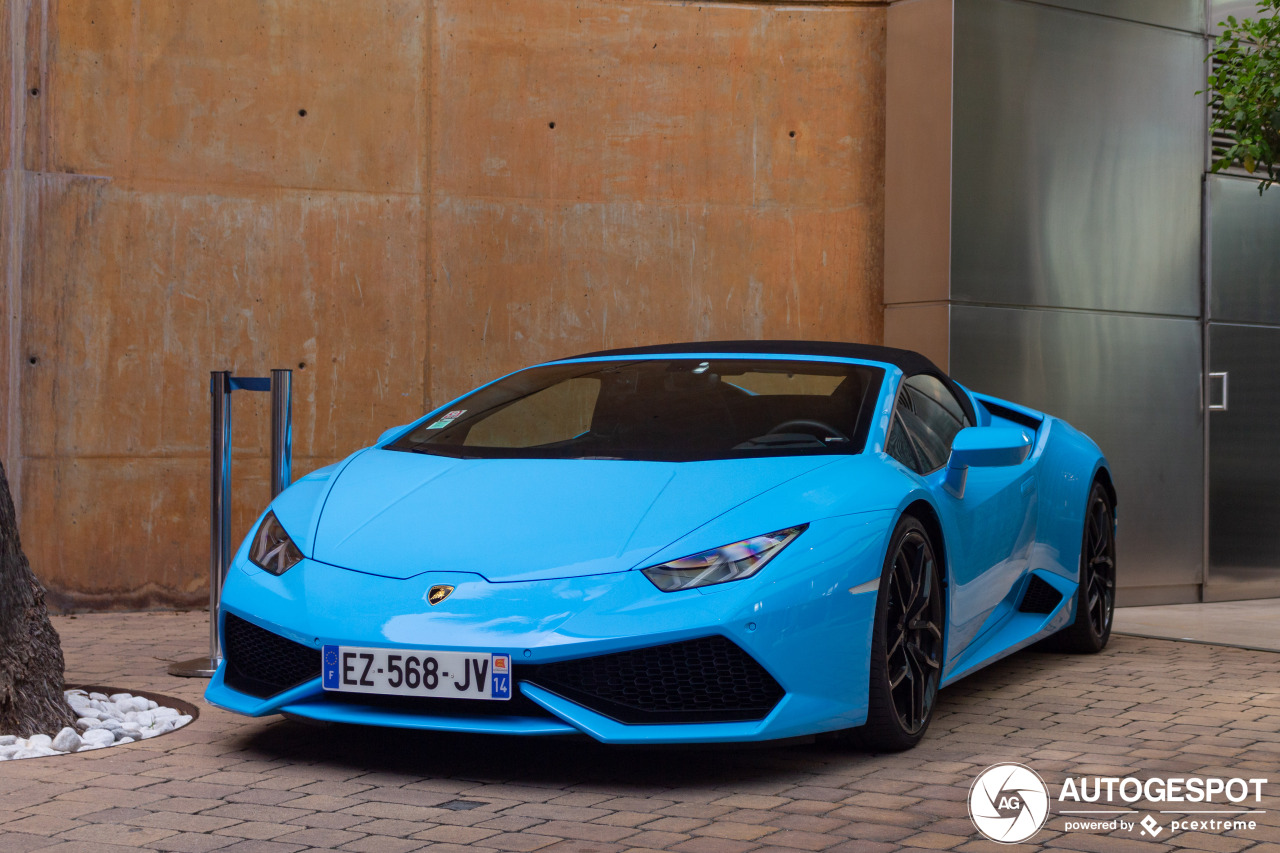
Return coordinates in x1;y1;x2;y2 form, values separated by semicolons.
901;498;948;592
1092;464;1117;510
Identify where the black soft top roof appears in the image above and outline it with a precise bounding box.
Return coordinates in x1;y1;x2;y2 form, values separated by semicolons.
568;339;939;375
564;339;975;422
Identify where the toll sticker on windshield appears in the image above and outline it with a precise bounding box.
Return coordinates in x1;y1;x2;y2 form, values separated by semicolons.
426;409;466;429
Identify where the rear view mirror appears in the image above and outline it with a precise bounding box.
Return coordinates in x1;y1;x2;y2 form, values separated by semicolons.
943;427;1032;498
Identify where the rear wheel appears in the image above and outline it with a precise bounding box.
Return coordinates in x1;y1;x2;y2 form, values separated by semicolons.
845;514;945;751
1051;481;1115;653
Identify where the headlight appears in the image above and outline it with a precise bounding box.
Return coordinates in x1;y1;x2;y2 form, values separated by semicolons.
641;525;807;592
249;511;304;575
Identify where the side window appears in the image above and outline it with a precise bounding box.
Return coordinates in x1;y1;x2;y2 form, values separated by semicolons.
885;409;920;472
888;375;972;474
904;375;969;459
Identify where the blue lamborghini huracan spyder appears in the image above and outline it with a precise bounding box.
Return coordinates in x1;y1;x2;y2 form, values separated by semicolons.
205;341;1116;749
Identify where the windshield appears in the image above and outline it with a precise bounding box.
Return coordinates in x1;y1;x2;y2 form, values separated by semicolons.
387;358;884;462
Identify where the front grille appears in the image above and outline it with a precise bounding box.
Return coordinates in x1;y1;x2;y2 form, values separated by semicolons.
526;636;784;724
223;613;322;698
1018;575;1064;614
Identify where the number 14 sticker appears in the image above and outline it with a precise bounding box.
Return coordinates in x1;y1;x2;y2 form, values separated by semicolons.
491;654;511;699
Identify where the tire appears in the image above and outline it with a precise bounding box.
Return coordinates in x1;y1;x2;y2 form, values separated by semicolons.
843;514;945;751
1049;481;1116;654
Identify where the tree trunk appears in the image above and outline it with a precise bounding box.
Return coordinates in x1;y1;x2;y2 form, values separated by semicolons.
0;461;75;737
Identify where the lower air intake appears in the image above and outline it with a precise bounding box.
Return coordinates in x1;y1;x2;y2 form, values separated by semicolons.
1018;575;1064;614
527;636;784;724
223;613;321;699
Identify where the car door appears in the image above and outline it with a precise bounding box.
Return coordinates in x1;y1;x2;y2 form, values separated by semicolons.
885;375;1038;663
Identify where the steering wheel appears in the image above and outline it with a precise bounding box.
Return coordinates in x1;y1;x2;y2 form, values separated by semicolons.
766;419;849;442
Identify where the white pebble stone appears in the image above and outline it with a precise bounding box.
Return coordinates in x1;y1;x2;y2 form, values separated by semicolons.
0;690;192;761
81;728;114;747
52;728;82;753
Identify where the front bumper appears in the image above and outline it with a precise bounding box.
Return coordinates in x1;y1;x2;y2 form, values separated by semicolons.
204;512;891;743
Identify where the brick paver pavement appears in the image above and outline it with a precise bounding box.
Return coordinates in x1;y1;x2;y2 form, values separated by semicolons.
0;611;1277;853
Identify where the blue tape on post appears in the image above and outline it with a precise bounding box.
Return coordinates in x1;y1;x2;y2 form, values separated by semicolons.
229;377;271;392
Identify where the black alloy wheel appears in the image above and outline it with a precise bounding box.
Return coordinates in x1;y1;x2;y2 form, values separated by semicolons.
1083;488;1116;637
845;514;945;751
1049;481;1116;654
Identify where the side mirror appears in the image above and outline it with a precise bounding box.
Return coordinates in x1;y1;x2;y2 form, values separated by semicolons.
942;427;1032;498
376;425;410;446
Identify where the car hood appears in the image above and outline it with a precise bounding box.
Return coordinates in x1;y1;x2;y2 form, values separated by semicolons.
309;449;839;582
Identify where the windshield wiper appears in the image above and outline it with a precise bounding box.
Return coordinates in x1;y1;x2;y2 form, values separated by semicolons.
732;433;829;450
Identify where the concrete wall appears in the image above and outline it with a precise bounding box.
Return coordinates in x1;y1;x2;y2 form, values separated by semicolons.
0;0;888;609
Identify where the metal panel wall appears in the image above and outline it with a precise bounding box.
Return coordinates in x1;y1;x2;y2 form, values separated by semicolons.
1206;323;1280;601
885;0;1210;604
952;306;1204;605
1030;0;1203;33
1209;174;1280;325
951;0;1204;317
1205;171;1280;601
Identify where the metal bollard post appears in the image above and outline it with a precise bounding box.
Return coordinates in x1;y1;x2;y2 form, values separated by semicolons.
270;369;293;497
169;369;292;678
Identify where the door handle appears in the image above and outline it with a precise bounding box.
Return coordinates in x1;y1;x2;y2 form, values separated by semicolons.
1208;372;1229;412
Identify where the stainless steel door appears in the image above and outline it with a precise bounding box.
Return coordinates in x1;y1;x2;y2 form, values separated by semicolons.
951;305;1204;606
1206;324;1280;601
1205;173;1280;601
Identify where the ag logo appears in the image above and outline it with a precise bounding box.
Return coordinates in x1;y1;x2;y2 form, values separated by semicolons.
427;584;455;605
969;763;1050;844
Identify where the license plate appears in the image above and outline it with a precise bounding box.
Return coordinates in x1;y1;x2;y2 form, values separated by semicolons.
321;645;511;700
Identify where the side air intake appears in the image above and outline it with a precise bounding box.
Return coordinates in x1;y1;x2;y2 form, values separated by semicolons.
1018;575;1064;615
222;613;322;698
527;636;784;724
